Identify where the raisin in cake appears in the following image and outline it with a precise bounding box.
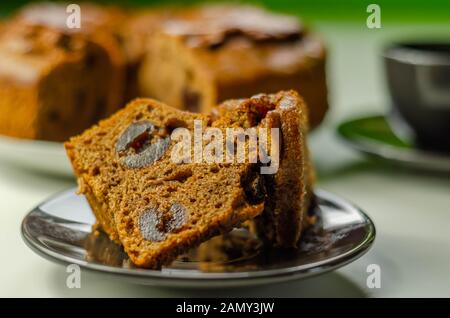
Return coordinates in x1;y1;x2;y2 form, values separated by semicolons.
212;90;314;248
0;20;123;141
65;98;266;268
134;5;328;128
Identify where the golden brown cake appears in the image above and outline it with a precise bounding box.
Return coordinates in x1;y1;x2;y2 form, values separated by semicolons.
212;90;314;247
0;20;123;141
65;97;267;268
13;2;128;102
134;5;328;128
66;90;313;267
0;3;328;142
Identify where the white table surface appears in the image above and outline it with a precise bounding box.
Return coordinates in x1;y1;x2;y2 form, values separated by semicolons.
1;22;449;297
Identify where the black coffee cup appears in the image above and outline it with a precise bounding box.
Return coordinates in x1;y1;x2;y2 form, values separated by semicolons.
383;42;450;153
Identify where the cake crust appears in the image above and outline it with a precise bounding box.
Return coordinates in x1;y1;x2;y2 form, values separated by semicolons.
0;21;123;141
212;90;313;247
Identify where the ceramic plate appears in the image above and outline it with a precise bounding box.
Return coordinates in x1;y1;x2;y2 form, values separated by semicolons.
21;188;375;288
0;135;72;177
337;115;450;173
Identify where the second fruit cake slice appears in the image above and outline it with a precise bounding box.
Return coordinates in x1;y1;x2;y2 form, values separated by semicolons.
65;98;266;268
211;90;314;248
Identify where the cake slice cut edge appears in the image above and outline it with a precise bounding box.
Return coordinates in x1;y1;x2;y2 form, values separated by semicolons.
211;90;315;248
65;97;266;268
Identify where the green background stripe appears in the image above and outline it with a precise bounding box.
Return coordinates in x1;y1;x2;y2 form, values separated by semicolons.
1;0;450;23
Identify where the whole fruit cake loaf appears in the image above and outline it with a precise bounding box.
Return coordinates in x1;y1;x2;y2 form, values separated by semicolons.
0;20;123;141
65;90;314;268
13;2;139;103
134;5;328;128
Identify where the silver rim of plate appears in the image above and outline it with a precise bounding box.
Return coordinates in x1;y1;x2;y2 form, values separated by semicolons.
21;188;375;288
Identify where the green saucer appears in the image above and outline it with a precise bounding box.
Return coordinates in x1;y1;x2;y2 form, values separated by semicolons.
337;115;450;173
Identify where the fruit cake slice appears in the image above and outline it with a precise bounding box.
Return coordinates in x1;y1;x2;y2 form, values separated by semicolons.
65;98;266;268
211;90;314;248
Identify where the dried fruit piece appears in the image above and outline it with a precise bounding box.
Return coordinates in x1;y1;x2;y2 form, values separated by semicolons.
139;203;188;242
123;137;170;168
139;207;166;242
242;168;266;204
116;121;170;168
167;203;188;232
116;121;155;153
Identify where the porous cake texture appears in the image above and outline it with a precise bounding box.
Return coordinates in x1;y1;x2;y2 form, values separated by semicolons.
66;91;314;267
66;98;267;268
